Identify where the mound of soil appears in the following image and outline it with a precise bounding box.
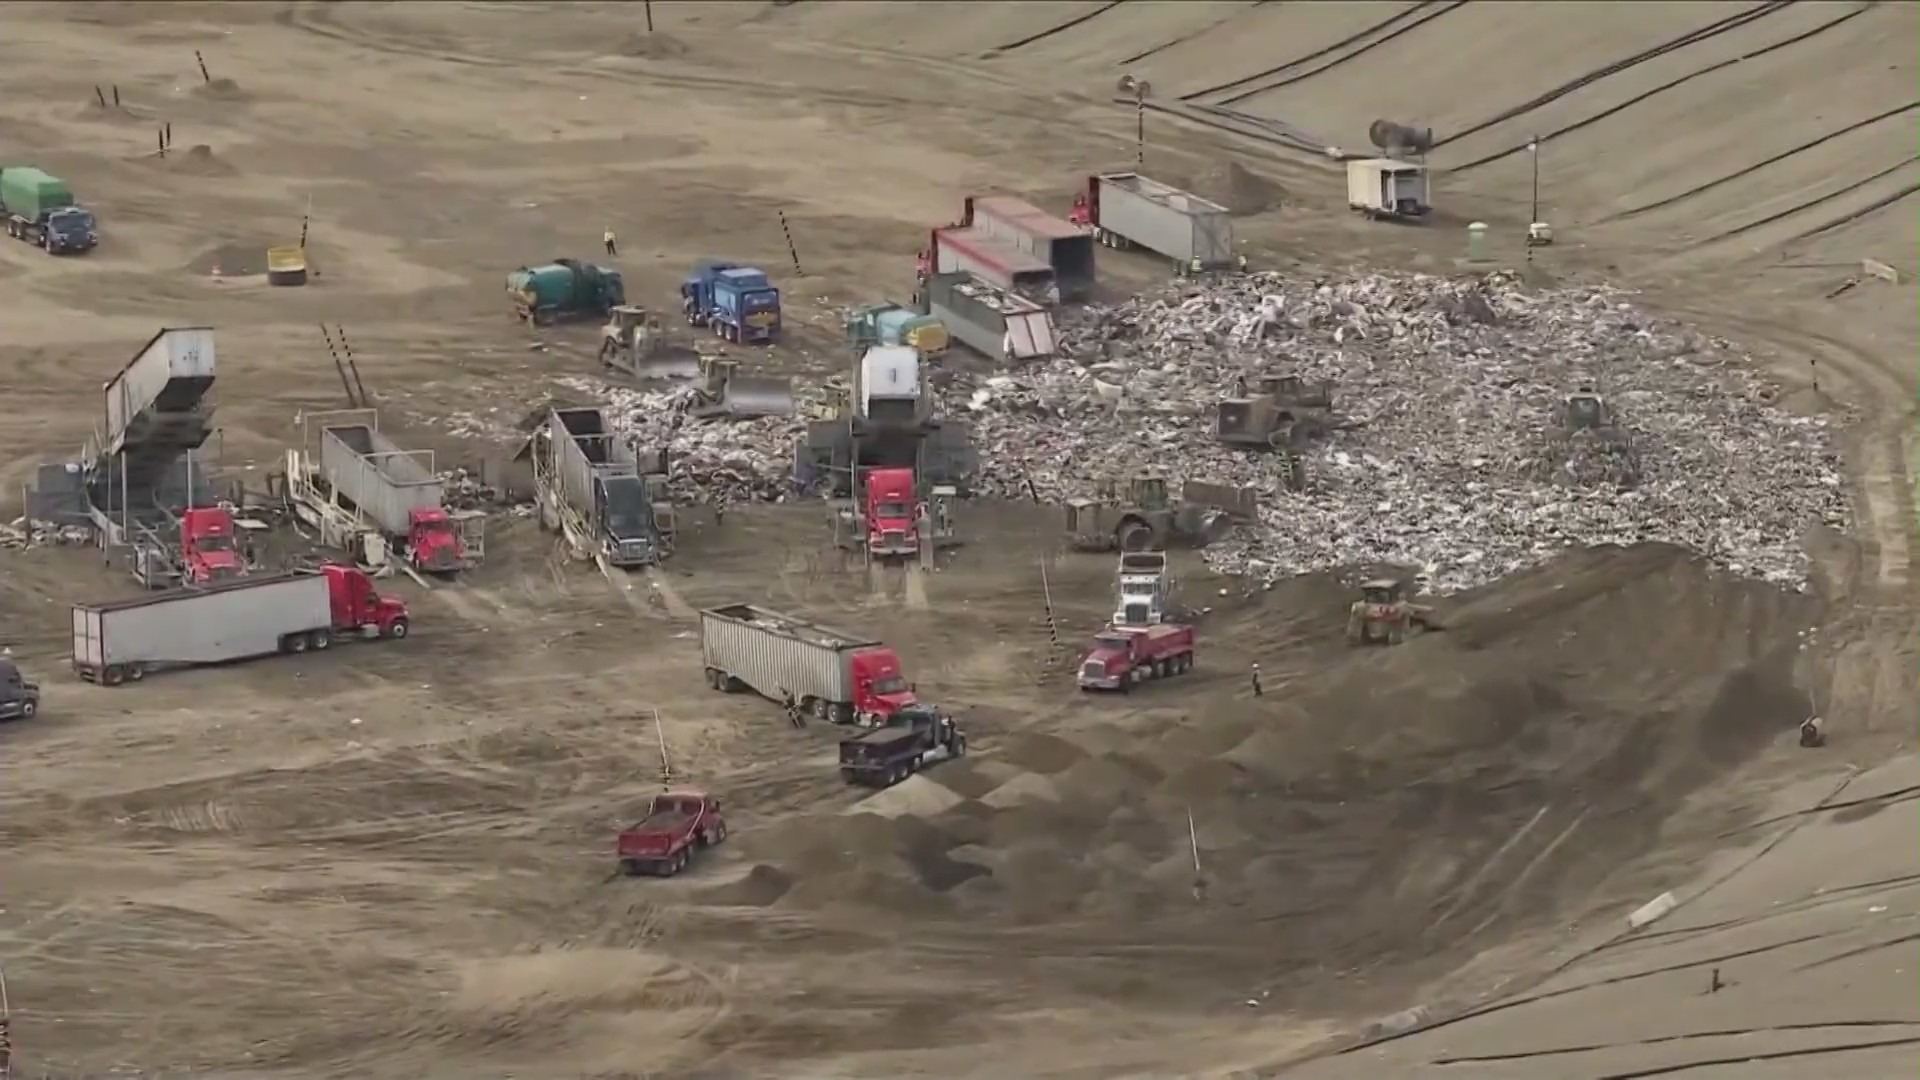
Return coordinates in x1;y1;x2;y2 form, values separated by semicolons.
751;543;1822;961
188;241;269;277
613;32;690;59
700;864;792;907
193;77;250;102
166;144;237;177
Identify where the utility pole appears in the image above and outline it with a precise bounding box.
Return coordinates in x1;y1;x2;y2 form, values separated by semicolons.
1527;135;1541;264
644;0;654;32
1117;75;1152;168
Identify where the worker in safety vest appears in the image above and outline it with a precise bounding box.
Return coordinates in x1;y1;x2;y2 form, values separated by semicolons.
603;228;618;256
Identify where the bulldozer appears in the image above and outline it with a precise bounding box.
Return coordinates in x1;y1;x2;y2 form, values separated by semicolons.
687;356;796;420
600;304;703;381
1216;374;1335;451
1064;476;1245;553
1538;387;1641;486
1346;579;1439;646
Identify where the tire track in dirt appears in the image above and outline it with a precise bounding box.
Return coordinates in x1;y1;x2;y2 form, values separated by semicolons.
1179;0;1435;102
1790;179;1920;241
1603;102;1919;223
270;1;1077;129
1214;0;1470;106
985;0;1130;56
1432;0;1798;151
1116;1;1272;67
1700;157;1919;245
1445;3;1876;174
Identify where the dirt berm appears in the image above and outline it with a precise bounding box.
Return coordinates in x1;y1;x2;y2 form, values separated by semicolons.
738;544;1819;986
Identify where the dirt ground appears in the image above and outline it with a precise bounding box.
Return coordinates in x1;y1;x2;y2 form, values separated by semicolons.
0;3;1913;1078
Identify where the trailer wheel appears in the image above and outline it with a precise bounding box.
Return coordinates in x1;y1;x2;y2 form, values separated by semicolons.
309;629;333;651
288;634;310;654
812;698;832;723
101;666;124;687
127;665;145;682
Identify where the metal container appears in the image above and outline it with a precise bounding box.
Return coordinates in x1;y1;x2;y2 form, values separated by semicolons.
966;196;1097;301
1089;173;1235;268
1347;159;1430;218
924;272;1055;362
319;423;443;537
103;327;216;456
72;573;332;675
699;604;871;707
0;167;74;221
932;226;1057;301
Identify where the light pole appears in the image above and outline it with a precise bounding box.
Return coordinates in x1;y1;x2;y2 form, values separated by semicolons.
1117;74;1152;167
1527;135;1540;263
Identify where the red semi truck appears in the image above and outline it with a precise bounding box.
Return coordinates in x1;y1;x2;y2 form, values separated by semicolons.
837;466;921;560
700;604;921;725
72;564;409;686
616;791;728;877
1077;623;1196;692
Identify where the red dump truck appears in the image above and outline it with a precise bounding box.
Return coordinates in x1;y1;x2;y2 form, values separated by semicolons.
1076;623;1195;692
71;565;409;686
616;791;728;876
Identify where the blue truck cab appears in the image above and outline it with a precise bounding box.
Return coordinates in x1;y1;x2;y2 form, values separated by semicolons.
681;261;781;344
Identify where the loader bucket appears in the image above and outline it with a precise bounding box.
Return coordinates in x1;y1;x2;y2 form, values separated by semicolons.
713;374;796;418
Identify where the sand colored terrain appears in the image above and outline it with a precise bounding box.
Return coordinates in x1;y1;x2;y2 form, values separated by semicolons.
0;2;1912;1077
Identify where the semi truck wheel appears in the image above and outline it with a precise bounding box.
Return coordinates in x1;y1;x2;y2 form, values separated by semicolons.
287;634;310;654
127;665;145;682
101;666;124;686
309;629;333;651
385;619;410;640
19;700;35;719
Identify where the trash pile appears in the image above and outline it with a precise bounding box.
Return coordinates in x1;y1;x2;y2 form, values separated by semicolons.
552;270;1847;592
953;269;1847;592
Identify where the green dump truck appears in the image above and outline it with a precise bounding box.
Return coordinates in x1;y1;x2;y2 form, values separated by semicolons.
507;259;625;325
0;167;97;254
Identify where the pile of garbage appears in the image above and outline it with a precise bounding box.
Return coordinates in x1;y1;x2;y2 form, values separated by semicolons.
951;269;1846;592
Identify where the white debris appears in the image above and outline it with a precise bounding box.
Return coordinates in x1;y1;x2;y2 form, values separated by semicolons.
955;268;1846;593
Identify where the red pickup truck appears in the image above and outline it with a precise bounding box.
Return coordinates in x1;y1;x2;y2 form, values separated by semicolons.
616;791;728;877
1077;623;1196;692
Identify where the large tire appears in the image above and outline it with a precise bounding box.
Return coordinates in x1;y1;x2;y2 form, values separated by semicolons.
127;665;145;682
102;666;124;687
288;634;310;654
309;629;333;651
19;699;36;720
387;619;410;641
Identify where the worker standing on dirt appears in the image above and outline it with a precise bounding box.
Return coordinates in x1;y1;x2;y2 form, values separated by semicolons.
1250;663;1264;698
603;227;618;256
782;689;805;729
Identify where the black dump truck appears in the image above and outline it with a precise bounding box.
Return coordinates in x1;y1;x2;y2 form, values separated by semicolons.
0;656;41;720
838;704;966;788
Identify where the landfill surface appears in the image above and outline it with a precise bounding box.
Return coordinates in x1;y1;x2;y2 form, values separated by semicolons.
0;4;1912;1080
578;270;1851;593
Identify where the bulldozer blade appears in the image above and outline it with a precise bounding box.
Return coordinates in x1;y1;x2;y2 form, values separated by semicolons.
632;350;703;381
712;375;795;418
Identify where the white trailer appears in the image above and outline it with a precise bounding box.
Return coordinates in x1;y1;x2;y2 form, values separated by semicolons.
72;573;333;685
699;604;902;724
319;422;443;537
1347;159;1430;220
102;326;216;457
1077;173;1236;269
923;272;1055;363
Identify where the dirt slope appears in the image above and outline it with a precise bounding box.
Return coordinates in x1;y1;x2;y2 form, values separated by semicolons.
0;3;1910;1078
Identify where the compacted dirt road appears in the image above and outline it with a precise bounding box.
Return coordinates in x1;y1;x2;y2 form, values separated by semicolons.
0;3;1911;1077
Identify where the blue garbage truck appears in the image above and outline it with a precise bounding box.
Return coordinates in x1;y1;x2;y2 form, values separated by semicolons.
680;262;782;344
1;167;98;254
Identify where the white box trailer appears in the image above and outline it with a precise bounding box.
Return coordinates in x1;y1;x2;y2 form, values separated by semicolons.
73;573;333;685
699;604;904;724
924;272;1055;362
1347;158;1430;220
1080;173;1236;269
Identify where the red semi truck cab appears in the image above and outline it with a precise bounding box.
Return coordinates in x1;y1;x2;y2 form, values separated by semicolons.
851;646;918;721
1078;623;1196;692
862;467;921;558
322;563;411;638
407;507;465;573
179;507;244;584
